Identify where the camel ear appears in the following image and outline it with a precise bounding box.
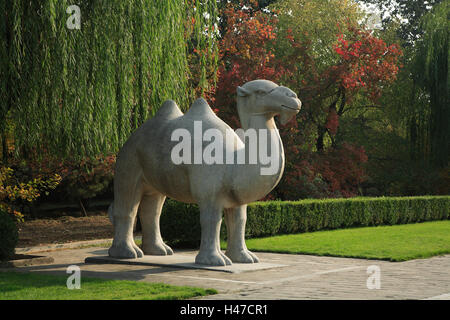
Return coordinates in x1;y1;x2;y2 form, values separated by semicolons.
237;86;250;97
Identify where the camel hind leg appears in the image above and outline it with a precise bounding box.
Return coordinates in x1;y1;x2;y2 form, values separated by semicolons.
108;173;144;259
139;192;173;255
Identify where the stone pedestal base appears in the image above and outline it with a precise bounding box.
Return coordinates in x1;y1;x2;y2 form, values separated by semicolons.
85;253;287;274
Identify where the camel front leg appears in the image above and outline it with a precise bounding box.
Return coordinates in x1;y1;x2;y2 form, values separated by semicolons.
195;202;231;266
224;205;259;263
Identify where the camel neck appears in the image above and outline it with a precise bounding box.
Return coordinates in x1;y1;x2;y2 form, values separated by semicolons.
239;114;282;160
241;113;277;131
230;113;285;205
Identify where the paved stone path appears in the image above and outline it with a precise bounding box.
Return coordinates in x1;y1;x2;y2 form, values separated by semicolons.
4;246;450;300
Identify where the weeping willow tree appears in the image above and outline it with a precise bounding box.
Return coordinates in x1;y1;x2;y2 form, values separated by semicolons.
0;0;218;161
412;1;449;168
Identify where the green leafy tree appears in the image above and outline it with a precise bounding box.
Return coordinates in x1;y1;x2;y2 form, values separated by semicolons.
0;0;218;161
357;0;444;43
214;0;402;198
338;2;449;195
413;1;449;169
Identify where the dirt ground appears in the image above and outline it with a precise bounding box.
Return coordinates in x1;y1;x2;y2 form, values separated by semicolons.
17;213;114;248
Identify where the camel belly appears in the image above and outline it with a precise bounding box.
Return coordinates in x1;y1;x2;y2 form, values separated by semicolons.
139;157;196;203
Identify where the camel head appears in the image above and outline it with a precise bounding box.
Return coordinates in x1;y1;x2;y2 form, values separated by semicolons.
236;80;301;127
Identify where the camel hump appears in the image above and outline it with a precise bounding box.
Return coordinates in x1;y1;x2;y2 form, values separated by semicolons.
154;100;183;120
185;97;215;119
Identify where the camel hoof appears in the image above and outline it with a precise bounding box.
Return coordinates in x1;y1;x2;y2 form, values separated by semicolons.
142;241;173;256
248;250;260;263
133;244;144;258
163;243;174;255
195;251;230;266
226;249;259;263
109;241;144;259
219;251;232;265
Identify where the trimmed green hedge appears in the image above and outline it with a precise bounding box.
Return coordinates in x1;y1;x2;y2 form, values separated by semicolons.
159;196;450;246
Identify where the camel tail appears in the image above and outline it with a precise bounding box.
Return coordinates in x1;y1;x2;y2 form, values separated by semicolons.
108;203;114;225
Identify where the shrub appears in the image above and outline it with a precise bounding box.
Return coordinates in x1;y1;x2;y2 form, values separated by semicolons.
159;196;450;245
56;155;115;204
0;209;19;261
159;201;201;247
278;144;369;200
25;155;115;216
247;202;282;238
0;166;61;222
30;155;115;201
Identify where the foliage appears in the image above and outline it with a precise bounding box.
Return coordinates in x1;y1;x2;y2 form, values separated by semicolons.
0;0;218;161
0;0;444;203
273;2;402;199
160;201;203;247
273;0;362;74
278;143;368;199
349;2;449;196
357;0;444;43
159;196;450;245
15;154;116;215
332;25;402;101
214;0;282;127
185;0;220;103
53;155;116;203
248;196;450;237
0;166;61;222
413;1;449;168
213;0;402;199
275;18;402;150
0;208;18;261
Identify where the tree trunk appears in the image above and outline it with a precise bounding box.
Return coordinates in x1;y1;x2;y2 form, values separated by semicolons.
316;125;326;152
79;199;88;217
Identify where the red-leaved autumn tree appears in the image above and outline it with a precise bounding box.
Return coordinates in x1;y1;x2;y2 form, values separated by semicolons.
214;1;284;127
279;23;402;198
214;3;402;199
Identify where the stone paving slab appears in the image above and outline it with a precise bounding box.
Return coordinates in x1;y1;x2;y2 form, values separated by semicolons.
85;254;287;273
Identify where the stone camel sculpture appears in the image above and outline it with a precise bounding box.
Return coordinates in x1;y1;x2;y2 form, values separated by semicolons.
108;79;301;266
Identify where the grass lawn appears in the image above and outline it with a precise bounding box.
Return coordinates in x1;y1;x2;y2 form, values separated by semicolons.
0;271;217;300
224;220;450;262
